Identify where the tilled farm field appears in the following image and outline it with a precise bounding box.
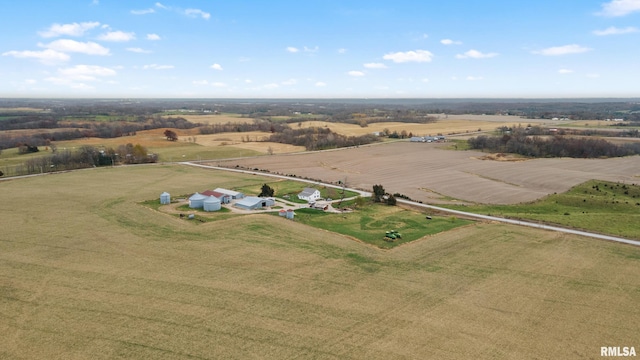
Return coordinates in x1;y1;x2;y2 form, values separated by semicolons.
215;142;640;204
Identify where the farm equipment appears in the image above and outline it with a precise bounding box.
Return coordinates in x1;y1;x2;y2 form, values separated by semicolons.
384;230;402;242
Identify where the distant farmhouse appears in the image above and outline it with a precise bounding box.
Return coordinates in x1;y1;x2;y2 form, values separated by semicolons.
410;136;445;143
297;187;321;202
234;196;275;210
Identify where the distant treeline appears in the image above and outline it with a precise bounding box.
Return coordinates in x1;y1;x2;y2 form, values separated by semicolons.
468;131;640;158
0;116;196;149
267;127;379;150
16;144;156;176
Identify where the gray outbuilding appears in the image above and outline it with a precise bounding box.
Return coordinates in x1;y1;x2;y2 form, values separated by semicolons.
234;196;275;210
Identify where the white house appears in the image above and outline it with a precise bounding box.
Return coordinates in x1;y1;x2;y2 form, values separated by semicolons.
297;187;321;202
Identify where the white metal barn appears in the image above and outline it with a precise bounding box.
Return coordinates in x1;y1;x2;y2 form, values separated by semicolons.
213;188;244;199
189;193;207;208
160;192;171;204
203;196;221;212
234;197;275;210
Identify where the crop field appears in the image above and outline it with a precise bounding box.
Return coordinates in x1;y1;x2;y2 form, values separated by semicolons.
1;165;639;359
217;142;640;206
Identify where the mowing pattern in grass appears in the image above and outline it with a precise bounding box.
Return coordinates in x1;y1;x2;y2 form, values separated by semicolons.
445;180;640;239
294;203;473;248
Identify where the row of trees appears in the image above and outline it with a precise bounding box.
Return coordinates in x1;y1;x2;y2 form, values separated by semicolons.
267;128;379;151
468;134;640;158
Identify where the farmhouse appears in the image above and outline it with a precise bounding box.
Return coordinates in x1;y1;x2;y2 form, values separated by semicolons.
297;187;321;202
234;196;275;210
201;190;231;204
213;188;244;199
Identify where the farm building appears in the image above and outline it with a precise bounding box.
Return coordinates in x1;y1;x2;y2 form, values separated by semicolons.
410;136;425;142
203;196;221;212
278;209;295;219
201;190;231;204
234;197;275;210
189;193;207;208
297;188;321;202
160;192;171;204
214;188;244;199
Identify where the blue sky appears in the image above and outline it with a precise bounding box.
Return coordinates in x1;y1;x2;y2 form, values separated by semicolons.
1;0;640;98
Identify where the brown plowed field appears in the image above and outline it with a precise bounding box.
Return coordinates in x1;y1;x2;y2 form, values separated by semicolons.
214;142;640;204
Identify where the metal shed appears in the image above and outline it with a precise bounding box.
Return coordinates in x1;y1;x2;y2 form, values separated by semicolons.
234;196;275;210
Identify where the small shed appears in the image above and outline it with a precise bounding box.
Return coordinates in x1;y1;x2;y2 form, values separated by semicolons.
189;192;207;209
203;196;221;212
160;192;171;205
214;188;244;199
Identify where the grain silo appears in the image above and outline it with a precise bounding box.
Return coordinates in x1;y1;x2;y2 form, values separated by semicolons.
189;192;207;208
203;196;221;212
160;192;171;205
286;209;295;219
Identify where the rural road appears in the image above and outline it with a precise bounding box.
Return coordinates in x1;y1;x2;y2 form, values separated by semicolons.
181;161;640;247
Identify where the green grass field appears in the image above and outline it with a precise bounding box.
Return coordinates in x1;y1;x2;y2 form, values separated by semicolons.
1;165;639;359
235;180;360;203
445;180;640;239
294;205;472;249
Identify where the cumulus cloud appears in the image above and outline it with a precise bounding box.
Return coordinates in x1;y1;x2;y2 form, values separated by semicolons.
41;39;110;55
2;49;70;64
382;50;434;63
146;33;161;41
441;39;462;45
303;46;319;53
126;47;151;53
143;64;174;70
456;49;498;59
286;46;299;53
131;8;155;15
593;26;639;35
348;70;365;77
315;81;327;87
598;0;640;16
558;69;574;74
45;64;116;88
185;8;210;19
155;2;168;9
210;63;223;71
533;44;592;56
39;22;101;38
98;31;135;42
364;62;387;69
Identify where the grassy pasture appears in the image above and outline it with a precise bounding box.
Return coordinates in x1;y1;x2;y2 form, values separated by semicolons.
234;179;360;203
1;165;639;359
294;204;473;249
445;180;640;239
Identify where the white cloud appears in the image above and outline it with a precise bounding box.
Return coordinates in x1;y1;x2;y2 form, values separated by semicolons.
466;76;484;81
286;46;299;53
143;64;174;70
185;8;210;20
533;44;592;56
126;47;151;53
348;70;365;77
364;62;387;69
39;22;100;38
558;69;574;74
281;79;297;85
40;39;110;55
598;0;640;16
98;31;135;42
146;33;161;41
46;64;116;88
304;46;319;53
593;26;639;35
131;8;155;15
383;50;434;63
155;2;168;9
441;39;462;45
244;79;252;83
315;81;327;87
2;49;70;64
456;49;498;59
210;63;223;71
264;83;279;89
421;78;429;83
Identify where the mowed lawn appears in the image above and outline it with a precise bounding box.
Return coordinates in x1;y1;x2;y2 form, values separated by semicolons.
1;165;639;359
